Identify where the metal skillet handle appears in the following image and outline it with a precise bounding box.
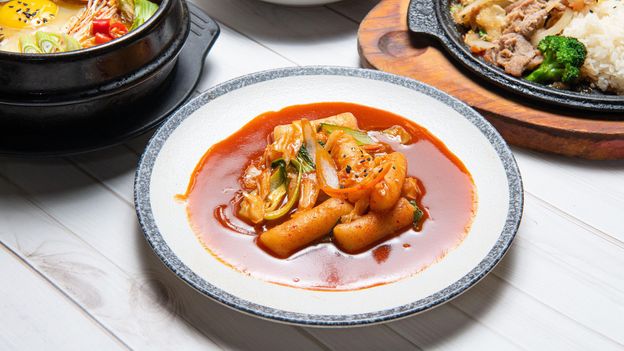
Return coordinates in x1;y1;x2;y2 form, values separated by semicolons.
407;0;446;41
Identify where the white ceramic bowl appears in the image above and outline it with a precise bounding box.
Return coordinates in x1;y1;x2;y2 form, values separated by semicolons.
135;66;523;326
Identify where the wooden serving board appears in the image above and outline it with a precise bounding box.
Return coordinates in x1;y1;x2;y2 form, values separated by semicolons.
357;0;624;160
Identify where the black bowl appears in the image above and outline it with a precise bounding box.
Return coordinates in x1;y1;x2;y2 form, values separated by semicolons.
0;0;189;124
407;0;624;113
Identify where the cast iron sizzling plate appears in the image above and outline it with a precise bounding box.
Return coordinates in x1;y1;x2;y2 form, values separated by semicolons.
407;0;624;113
0;2;219;157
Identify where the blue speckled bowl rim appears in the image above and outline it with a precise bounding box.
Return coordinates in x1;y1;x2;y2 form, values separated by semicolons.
134;66;524;327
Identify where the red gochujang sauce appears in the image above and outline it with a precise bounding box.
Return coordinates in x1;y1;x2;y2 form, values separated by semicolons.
181;102;476;291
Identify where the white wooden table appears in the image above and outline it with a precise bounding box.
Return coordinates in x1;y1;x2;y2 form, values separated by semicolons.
1;0;623;349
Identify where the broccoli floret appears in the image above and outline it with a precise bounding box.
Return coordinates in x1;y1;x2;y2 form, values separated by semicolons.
525;36;587;85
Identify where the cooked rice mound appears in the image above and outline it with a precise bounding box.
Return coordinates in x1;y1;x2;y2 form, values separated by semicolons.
562;0;624;94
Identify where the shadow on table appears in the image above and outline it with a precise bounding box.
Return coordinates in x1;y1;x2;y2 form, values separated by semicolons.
0;144;141;202
134;219;518;350
191;0;360;46
512;146;624;170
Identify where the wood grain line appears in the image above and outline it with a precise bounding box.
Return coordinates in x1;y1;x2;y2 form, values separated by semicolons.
218;22;300;67
487;272;623;347
0;242;132;350
526;191;624;250
0;172;226;350
295;328;336;351
67;157;135;208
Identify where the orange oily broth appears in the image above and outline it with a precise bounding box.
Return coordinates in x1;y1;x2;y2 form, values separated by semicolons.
184;102;476;290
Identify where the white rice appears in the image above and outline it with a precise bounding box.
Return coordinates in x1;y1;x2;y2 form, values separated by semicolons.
562;0;624;94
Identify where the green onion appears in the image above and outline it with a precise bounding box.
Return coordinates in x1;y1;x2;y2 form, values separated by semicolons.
264;162;302;221
293;146;315;173
19;35;42;54
263;146;314;220
265;163;287;212
63;34;82;52
450;3;463;13
271;158;285;169
35;32;62;53
130;0;159;31
320;123;375;145
409;200;424;226
269;161;286;191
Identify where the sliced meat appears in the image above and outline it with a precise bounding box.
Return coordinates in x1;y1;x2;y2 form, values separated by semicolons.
503;0;565;38
484;33;543;77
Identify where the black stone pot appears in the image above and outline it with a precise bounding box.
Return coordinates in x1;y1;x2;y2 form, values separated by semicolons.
408;0;624;113
0;0;190;127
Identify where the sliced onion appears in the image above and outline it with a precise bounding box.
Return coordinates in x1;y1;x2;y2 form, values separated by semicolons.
464;32;497;52
301;118;318;162
264;165;302;221
531;8;573;46
455;0;494;24
316;146;340;189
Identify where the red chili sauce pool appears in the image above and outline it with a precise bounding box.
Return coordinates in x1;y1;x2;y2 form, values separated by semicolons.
181;102;477;291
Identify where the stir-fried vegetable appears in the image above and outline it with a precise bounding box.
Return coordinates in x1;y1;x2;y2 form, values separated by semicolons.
525;36;587;84
530;9;574;47
301;119;318;164
298;175;320;211
264;161;287;212
239;191;265;224
383;125;412;144
409;200;424;226
257;152;313;221
264;161;302;220
130;0;159;30
475;4;506;40
293;146;315;173
320;123;375;145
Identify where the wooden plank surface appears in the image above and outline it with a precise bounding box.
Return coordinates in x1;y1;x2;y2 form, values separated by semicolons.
1;0;623;349
0;245;126;350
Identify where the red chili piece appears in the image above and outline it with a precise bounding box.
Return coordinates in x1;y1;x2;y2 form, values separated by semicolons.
91;19;110;35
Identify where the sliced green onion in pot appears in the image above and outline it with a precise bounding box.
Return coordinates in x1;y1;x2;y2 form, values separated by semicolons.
35;32;62;53
63;34;82;51
19;35;42;54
